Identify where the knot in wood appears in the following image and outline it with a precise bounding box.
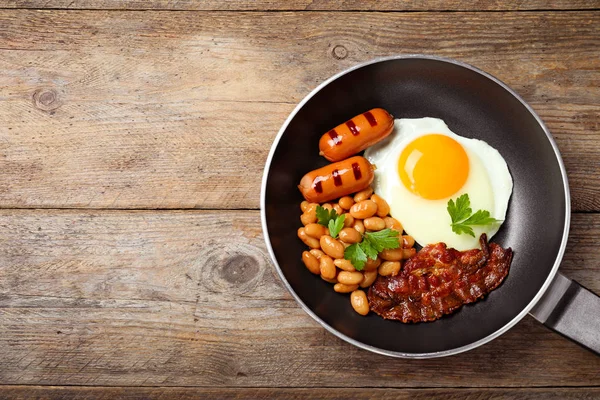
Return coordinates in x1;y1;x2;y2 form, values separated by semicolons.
220;254;259;285
195;243;267;295
332;44;348;60
33;89;61;112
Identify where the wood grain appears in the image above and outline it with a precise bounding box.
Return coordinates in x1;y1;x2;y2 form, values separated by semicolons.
2;386;600;399
0;10;598;210
0;210;598;387
1;0;598;11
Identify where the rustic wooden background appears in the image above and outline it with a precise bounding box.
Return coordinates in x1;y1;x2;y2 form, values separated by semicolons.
0;1;599;399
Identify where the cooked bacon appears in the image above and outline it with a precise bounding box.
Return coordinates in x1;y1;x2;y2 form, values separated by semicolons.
368;234;513;323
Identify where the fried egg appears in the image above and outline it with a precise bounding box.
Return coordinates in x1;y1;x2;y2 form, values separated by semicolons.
364;117;512;250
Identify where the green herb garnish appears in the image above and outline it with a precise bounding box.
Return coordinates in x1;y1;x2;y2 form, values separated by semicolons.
328;214;345;239
316;205;338;226
344;241;368;270
447;193;501;237
344;229;400;271
316;205;345;239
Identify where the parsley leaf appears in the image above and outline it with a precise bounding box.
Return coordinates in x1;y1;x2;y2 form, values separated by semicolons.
451;223;475;237
315;205;344;238
363;229;400;252
361;240;379;261
316;205;338;226
447;194;501;238
447;193;472;224
328;214;345;239
462;210;498;226
344;229;400;270
344;243;367;270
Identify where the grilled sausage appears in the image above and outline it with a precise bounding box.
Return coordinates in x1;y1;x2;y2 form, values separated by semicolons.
298;156;375;203
319;108;394;162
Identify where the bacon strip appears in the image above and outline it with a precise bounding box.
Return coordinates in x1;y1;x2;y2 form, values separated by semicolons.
368;234;513;323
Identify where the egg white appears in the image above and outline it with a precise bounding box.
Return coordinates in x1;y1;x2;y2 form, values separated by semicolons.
364;117;513;251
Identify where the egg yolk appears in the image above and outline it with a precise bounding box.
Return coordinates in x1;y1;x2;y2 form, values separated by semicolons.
398;134;469;200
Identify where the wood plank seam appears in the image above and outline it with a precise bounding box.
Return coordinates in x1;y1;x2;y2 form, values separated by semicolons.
0;384;599;388
0;6;599;12
0;8;599;12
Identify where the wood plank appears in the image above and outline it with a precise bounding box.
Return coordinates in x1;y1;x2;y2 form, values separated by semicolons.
1;386;599;399
0;11;599;211
0;0;598;11
0;210;598;387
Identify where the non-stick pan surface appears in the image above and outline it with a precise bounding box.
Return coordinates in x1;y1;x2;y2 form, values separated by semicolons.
261;55;570;357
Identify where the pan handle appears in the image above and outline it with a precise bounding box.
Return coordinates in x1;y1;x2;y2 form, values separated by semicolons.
529;272;600;355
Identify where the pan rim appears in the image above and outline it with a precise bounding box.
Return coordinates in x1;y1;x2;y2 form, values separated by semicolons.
260;54;571;358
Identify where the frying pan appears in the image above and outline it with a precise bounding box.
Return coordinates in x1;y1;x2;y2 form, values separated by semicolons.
260;55;600;358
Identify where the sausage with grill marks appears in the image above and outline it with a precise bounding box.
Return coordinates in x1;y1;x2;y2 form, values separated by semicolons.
319;108;394;162
298;156;375;203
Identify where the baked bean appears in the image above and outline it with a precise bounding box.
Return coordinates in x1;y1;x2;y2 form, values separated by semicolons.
354;186;374;202
309;249;325;259
322;275;337;284
403;248;417;259
302;251;320;274
343;213;355;227
384;216;403;232
338;196;355;210
305;203;318;214
305;223;329;239
300;209;317;225
360;269;378;288
402;235;415;248
338;271;364;285
320;235;345;259
298;227;321;249
364;216;385;231
350;200;378;219
379;261;401;276
380;248;403;261
333;204;343;216
319;255;337;279
322;203;333;210
334;258;356;272
364;256;381;271
300;200;309;212
341;242;351;249
353;220;365;234
350;290;369;315
371;194;390;217
339;227;362;244
333;283;359;293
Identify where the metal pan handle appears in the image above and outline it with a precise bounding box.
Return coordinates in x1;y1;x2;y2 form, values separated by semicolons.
530;272;600;355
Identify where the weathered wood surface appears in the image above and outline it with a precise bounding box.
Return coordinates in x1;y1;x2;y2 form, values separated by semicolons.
2;386;600;399
1;211;598;387
1;0;598;11
0;10;598;211
0;3;599;398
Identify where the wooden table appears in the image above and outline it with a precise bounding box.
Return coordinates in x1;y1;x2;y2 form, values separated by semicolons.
1;1;599;398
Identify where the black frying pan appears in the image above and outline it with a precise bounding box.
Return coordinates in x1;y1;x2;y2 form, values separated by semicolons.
261;55;600;357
